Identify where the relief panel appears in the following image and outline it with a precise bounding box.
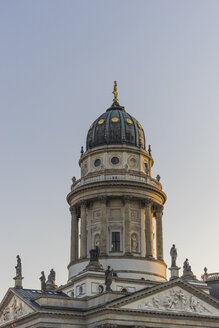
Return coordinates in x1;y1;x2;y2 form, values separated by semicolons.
0;295;34;325
122;287;219;316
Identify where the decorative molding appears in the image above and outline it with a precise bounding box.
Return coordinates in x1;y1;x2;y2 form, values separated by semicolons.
0;295;32;325
133;288;213;315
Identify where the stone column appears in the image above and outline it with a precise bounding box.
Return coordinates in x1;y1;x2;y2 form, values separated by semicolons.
70;206;78;262
145;199;154;258
124;196;132;254
80;202;87;258
99;196;107;256
155;205;164;261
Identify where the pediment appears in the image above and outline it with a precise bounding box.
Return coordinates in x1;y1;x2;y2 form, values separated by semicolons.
118;282;219;317
0;291;34;326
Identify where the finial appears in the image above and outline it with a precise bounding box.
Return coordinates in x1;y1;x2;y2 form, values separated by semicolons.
112;81;119;104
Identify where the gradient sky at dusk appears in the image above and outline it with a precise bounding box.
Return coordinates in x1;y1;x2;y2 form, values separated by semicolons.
1;0;219;299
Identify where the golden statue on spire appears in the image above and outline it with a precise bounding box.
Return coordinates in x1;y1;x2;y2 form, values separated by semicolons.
112;81;119;103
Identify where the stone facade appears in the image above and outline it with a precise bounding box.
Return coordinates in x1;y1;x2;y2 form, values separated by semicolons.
1;89;219;328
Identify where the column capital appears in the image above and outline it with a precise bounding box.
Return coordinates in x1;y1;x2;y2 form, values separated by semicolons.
99;196;108;204
79;200;87;209
123;195;132;203
70;205;76;214
155;204;164;215
144;198;153;208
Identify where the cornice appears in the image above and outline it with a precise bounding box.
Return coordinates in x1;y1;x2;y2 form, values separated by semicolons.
67;180;167;205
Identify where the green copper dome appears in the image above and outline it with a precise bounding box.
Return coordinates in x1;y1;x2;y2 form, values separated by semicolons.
86;102;146;151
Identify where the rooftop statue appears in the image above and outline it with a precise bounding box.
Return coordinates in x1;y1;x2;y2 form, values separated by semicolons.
90;246;100;262
15;255;22;278
112;81;119;103
40;271;46;292
48;269;56;284
183;258;191;273
46;269;57;291
105;266;113;292
85;246;103;271
170;244;177;268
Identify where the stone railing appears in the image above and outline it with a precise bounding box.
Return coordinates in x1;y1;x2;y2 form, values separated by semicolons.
71;174;162;191
203;272;219;282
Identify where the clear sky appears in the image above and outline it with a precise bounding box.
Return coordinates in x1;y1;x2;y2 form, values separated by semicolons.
0;0;219;299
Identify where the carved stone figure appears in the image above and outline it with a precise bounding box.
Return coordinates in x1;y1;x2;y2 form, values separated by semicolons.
40;271;46;292
131;234;138;252
15;255;22;278
183;258;192;273
170;244;177;267
72;176;76;184
105;266;113;291
148;144;151;155
3;307;10;321
11;297;23;318
48;269;55;283
46;269;57;290
137;288;212;314
190;295;198;312
90;246;100;262
156;174;161;182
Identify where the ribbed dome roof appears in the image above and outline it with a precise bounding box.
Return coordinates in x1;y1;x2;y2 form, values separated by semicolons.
86;102;146;151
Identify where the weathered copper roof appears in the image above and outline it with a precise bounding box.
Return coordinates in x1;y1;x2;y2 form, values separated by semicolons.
86;103;146;151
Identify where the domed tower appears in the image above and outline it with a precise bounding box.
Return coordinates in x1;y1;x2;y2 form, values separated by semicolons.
66;82;167;295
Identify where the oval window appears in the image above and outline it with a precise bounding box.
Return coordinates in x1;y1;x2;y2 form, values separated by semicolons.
94;159;101;167
111;157;119;165
126;118;133;125
98;119;104;125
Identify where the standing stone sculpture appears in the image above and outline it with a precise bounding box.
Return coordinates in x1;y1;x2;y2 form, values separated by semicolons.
46;269;57;291
105;266;113;292
40;271;46;292
168;244;180;280
15;255;22;278
14;255;23;288
170;244;177;267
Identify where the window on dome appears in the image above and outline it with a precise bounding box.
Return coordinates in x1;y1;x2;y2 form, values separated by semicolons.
112;232;120;251
94;159;101;167
111;157;119;165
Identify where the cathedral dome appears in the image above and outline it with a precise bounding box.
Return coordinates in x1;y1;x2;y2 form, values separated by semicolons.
86;82;146;151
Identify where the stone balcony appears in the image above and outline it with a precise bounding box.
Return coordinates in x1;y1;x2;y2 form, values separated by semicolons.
71;171;162;192
202;272;219;282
